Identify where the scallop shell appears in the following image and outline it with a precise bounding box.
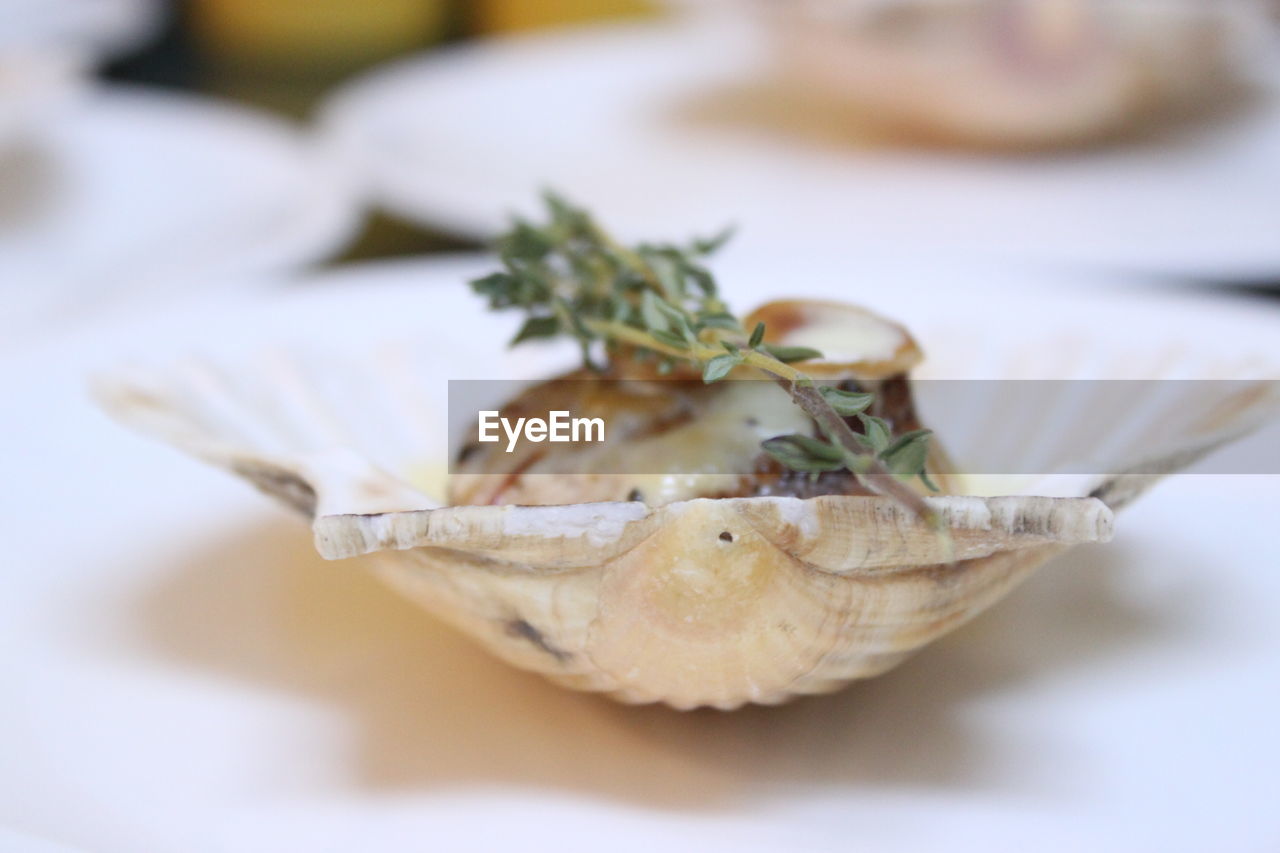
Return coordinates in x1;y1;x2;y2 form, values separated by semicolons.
769;0;1254;149
95;310;1278;709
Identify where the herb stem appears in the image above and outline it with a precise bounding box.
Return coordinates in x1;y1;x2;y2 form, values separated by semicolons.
771;376;938;524
586;320;808;381
588;319;938;524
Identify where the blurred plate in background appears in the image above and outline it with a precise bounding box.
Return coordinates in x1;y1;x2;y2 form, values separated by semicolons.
0;48;85;149
0;255;1277;851
0;0;164;59
322;18;1280;282
0;87;361;345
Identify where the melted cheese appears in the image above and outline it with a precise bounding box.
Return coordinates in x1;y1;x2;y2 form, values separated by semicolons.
588;381;814;505
456;380;813;507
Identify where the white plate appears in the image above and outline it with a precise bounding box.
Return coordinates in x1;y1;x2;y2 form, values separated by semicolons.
2;256;1278;852
0;49;85;148
0;0;163;60
0;0;164;149
322;19;1280;281
0;827;88;853
0;87;361;345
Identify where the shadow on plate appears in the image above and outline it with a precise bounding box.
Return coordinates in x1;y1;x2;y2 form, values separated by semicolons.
130;515;1193;809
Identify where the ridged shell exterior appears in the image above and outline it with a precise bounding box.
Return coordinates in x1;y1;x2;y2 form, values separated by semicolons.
321;497;1104;709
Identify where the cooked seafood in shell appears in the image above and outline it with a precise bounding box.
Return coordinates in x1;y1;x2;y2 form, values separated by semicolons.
96;298;1273;709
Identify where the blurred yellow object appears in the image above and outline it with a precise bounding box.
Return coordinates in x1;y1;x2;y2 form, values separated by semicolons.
192;0;447;71
474;0;659;33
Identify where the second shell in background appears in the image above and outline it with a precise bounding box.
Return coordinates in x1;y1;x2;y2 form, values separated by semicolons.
320;3;1280;279
767;0;1267;149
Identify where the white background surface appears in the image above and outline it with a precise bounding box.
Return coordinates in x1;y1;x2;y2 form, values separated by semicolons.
323;19;1280;281
0;87;361;346
2;256;1278;851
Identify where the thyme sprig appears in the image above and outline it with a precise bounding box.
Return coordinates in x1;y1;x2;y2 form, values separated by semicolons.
469;193;939;518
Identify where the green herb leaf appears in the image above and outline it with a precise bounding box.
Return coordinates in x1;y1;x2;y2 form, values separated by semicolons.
640;290;670;333
858;414;892;452
879;429;933;480
470;272;515;307
819;386;875;416
650;329;689;351
674;313;698;345
608;297;630;324
698;312;740;331
682;262;717;296
762;344;824;364
500;221;553;262
702;353;742;383
762;434;847;473
691;225;735;256
748;322;766;349
510;315;560;345
646;252;684;298
542;191;588;232
653;294;688;326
